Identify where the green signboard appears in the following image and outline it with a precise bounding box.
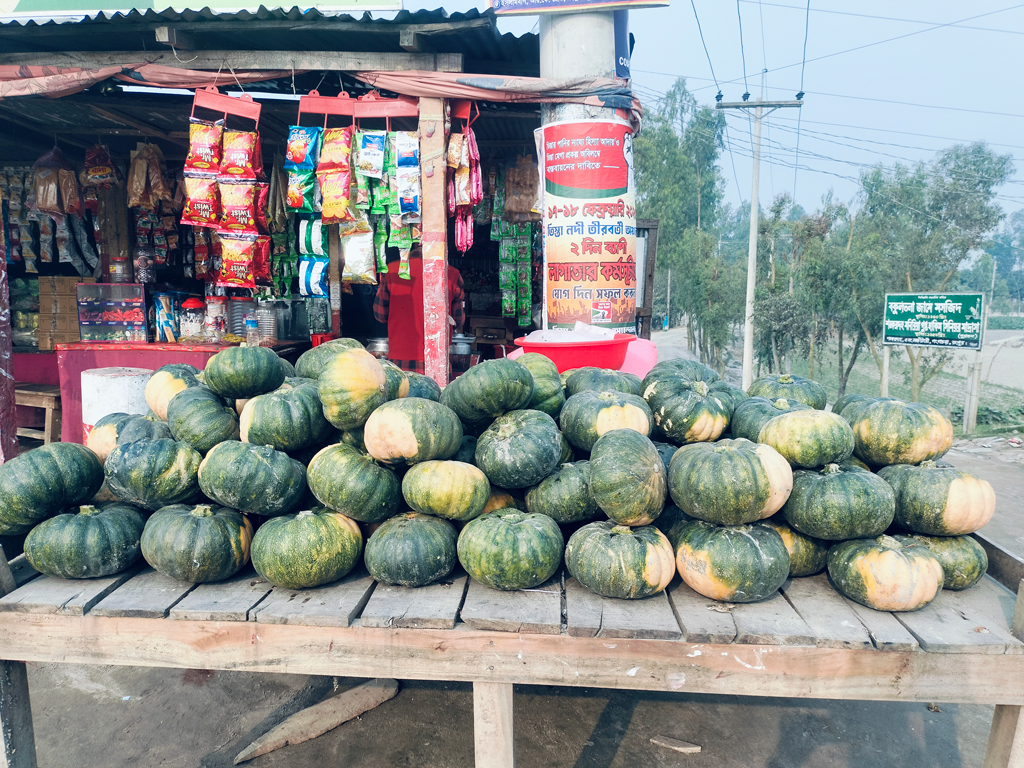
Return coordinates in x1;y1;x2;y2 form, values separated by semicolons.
883;292;984;350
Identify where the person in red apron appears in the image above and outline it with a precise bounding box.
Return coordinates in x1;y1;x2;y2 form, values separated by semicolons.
373;245;465;373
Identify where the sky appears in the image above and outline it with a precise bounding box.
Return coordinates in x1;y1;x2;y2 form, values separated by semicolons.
409;0;1024;222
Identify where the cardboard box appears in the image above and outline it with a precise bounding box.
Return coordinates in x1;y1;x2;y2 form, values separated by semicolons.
38;295;78;315
38;276;94;297
37;314;74;333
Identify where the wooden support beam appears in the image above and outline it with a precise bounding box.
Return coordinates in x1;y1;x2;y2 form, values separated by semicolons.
0;550;35;768
154;25;195;50
473;682;515;768
418;96;450;386
985;705;1024;768
0;51;463;73
0;244;17;464
87;106;187;146
328;225;342;336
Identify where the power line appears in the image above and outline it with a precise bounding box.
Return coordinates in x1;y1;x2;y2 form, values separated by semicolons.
792;0;811;205
688;0;722;96
736;0;750;99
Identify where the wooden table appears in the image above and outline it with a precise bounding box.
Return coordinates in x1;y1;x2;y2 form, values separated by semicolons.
12;384;61;444
2;545;1024;768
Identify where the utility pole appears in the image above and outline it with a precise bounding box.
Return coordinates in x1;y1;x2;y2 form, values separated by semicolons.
666;269;671;329
717;92;802;390
963;263;996;433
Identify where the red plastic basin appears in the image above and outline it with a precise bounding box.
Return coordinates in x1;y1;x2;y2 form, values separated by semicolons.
513;333;636;373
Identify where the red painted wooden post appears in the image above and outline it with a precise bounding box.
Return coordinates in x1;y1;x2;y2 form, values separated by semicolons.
0;252;19;464
419;97;450;386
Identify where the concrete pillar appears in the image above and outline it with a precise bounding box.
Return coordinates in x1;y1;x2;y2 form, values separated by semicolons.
539;12;617;123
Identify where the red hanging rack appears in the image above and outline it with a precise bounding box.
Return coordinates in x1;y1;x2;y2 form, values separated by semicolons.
296;90;420;130
190;86;261;129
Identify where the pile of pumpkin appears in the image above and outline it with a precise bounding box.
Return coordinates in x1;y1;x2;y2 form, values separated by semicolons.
0;341;996;616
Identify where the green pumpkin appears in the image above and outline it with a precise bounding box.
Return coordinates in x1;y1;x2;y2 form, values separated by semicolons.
893;534;987;591
653;504;696;552
832;393;876;420
104;438;203;512
340;427;364;453
239;380;333;453
850;399;954;466
560;390;653;453
166;385;240;455
878;461;995;536
475;409;562;489
363;398;463;465
439;358;534;423
407;372;442;402
318;348;389;431
306;443;400;523
827;535;944;611
380;359;411;400
204;346;285;400
675;520;790;602
758;409;854;468
564;367;642;397
653;441;679;474
644;378;731;445
525;461;599;524
748;373;827;409
402;460;491;522
294;338;365;380
198;440;306;517
709;381;750;412
276;355;297;378
23;502;146;579
141;503;252;584
86;412;172;463
453;435;478;464
642;359;720;388
559;433;575;464
589;429;667;526
251;508;363;589
730;397;812;442
668;438;793;526
782;463;895;540
0;438;104;536
757;515;829;577
145;363;202;421
364;512;457;587
517;353;566;417
457;508;564;591
565;521;676;599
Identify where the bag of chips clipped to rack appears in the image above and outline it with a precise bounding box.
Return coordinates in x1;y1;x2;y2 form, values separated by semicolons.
298;216;327;256
319;170;353;224
355;131;386;179
286;169;320;213
185;119;223;173
180;173;219;228
299;253;330;297
220;130;263;180
254;234;272;285
216;233;257;290
285;126;320;171
342;231;376;284
317;126;352;174
218;180;259;234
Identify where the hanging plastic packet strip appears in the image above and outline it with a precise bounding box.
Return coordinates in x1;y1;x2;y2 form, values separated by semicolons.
446;133;464;169
395;131;419;168
216;233;257;290
299;254;330;296
388;222;412;250
319;170;353;224
253;234;272;285
286;169;320;213
499;263;516;290
220;130;262;180
357;131;386;179
342;231;376;284
80;145;121;189
369;177;387;216
218;181;259;234
298;217;327;256
397;166;420;217
317;126;352;174
254;182;269;234
373;224;388;273
454;140;472;207
285;126;321;171
398;247;411;280
185;119;223;173
501;290;516;317
181;174;219;228
353;167;370;209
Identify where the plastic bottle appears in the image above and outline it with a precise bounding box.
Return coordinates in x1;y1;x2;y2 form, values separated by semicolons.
256;299;277;343
245;315;260;347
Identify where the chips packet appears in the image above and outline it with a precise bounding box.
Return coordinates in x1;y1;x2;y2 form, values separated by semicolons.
216;233;257;290
218;181;258;234
356;131;386;179
254;234;272;285
80;145;122;189
286;169;320;213
298;217;327;256
185;119;223;173
319;170;353;224
299;254;330;297
318;126;352;174
220;130;262;180
285;126;321;171
342;231;376;284
180;174;219;228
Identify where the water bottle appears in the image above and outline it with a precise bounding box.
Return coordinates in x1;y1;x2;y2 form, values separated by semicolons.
245;314;260;347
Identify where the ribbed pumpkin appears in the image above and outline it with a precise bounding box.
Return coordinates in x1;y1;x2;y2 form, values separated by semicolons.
850;399;954;466
380;359;411;400
642;359;720;389
141;503;253;584
565;367;642;397
251;508;363;589
239;380;333;452
654;504;696;552
565;521;675;599
475;409;562;489
166;386;240;454
730;397;812;442
827;535;944;611
653;441;679;474
483;488;521;514
559;433;575;464
198;440;306;517
204;345;285;400
748;373;827;409
86;412;172;463
675;520;790;602
276;355;297;378
407;372;442;402
145;363;202;421
402;460;491;522
294;338;364;380
757;516;829;577
362;398;463;465
668;438;793;526
758;410;855;469
305;443;400;523
832;393;876;421
517;353;566;417
878;461;995;535
782;463;895;540
439;358;534;423
525;461;599;524
318;348;389;430
454;436;477;464
560;390;653;453
364;512;457;587
23;502;146;579
105;438;202;512
589;429;667;526
643;378;730;445
709;381;750;412
894;534;987;591
457;509;564;591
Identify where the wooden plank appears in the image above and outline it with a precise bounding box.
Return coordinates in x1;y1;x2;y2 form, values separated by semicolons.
895;581;1024;655
563;578;680;640
975;532;1024;594
0;566;142;615
564;577;603;637
168;568;273;622
252;567;375;627
473;682;515;768
731;588;815;646
460;575;562;635
89;567;195;619
984;705;1024;768
6;556;39;589
945;576;1022;648
666;580;737;644
781;574;874;650
839;596;920;652
359;574;468;630
418;95;450;385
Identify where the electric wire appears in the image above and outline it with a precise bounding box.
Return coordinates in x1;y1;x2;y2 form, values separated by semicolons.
792;0;811;205
688;0;722;96
736;0;750;99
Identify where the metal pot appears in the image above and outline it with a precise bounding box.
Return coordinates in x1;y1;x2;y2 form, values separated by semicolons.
365;337;389;359
449;333;475;356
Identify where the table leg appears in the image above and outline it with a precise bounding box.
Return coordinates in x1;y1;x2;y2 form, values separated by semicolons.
985;705;1024;768
0;552;35;768
43;407;60;446
473;682;515;768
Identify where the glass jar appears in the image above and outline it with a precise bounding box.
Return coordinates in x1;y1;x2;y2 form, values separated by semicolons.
205;296;227;340
180;298;206;338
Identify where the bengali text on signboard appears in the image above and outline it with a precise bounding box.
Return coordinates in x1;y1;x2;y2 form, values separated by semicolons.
882;292;984;350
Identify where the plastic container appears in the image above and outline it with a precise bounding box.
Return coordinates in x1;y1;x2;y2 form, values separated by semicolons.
513;333;636;373
229;296;256;336
245;315;260;347
180;298;206;338
205;296;227;340
256;300;277;343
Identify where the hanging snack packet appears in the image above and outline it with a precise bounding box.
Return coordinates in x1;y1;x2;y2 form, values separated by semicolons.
254;182;269;234
217;234;257;290
34;167;61;218
299;254;330;297
298;217;327;256
218;181;259;234
446;133;464;169
353;167;370;209
285;126;320;171
317;126;352;174
398;247;411;280
388;222;412;250
319;170;353;224
254;235;272;285
397;166;420;217
342;231;376;285
373;224;388;273
185;119;223;173
356;131;386;179
501;289;516;317
286;169;319;213
220;130;261;180
181;174;220;228
395;131;419;168
80;145;121;189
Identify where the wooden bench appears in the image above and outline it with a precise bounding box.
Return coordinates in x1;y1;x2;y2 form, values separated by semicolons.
3;544;1024;768
13;384;61;444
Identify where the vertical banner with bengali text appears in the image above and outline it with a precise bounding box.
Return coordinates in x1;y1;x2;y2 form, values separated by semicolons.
542;119;637;330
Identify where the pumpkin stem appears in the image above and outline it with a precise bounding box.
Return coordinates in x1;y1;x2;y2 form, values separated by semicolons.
190;505;215;517
296;510;317;519
611;525;633;535
879;534;902;550
691;380;709;397
821;463;843;475
78;505;101;516
773;398;790;409
778;375;793;383
920;460;937;469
